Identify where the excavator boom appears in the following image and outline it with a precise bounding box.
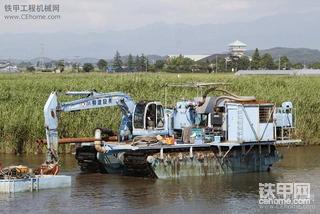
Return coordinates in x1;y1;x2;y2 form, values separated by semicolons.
44;91;136;163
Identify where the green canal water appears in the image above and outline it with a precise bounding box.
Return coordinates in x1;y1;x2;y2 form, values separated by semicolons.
0;146;319;213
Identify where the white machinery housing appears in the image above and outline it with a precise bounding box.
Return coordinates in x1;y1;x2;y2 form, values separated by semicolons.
226;103;275;142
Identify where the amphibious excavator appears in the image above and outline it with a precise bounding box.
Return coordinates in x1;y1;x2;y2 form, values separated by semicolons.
41;85;297;178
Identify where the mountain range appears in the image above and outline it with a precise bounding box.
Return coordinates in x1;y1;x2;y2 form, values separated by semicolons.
246;47;320;64
4;47;320;65
1;12;320;63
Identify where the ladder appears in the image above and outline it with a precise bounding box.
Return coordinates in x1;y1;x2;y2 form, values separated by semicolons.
237;105;243;142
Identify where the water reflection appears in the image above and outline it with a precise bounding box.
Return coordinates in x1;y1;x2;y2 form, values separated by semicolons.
0;146;319;213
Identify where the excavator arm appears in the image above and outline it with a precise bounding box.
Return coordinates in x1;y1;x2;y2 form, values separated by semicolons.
44;91;136;163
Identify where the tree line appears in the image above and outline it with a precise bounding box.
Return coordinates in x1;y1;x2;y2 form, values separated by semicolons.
161;48;315;72
80;51;152;72
25;48;320;73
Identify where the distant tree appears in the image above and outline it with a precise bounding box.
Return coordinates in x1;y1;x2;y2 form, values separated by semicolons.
127;54;134;72
135;55;141;71
26;66;35;72
83;63;94;72
194;61;213;73
140;54;148;72
167;55;194;72
72;63;78;72
251;48;261;69
217;57;227;72
44;62;51;69
201;59;214;73
97;59;108;71
309;62;320;69
237;56;250;70
18;61;32;68
56;60;65;72
260;53;275;69
292;63;304;69
154;60;165;71
279;56;291;70
113;51;123;72
146;58;149;72
207;63;214;73
147;63;156;72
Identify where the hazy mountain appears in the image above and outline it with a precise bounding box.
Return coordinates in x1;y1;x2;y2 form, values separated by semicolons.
1;12;320;59
246;47;320;64
17;48;320;65
8;55;165;65
64;55;165;64
119;54;166;63
29;57;54;64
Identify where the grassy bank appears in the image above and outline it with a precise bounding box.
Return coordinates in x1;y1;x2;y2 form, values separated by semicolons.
0;72;319;154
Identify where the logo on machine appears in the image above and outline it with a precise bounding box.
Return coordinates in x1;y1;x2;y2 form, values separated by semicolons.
258;182;314;209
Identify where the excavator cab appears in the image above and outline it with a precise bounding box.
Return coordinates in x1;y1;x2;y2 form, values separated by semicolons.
132;101;166;136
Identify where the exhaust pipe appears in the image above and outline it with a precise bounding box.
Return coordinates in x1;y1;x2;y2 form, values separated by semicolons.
94;129;107;153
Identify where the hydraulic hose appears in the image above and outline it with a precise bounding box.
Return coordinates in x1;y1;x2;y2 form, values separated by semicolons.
214;95;256;106
198;87;250;107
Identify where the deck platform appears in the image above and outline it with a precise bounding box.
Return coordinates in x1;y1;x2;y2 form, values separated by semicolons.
0;175;71;193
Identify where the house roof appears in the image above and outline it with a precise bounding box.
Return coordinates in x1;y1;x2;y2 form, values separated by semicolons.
228;40;247;47
198;53;229;62
0;63;10;69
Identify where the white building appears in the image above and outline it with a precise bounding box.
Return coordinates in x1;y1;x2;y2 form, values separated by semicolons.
168;54;210;61
228;40;247;58
0;62;18;72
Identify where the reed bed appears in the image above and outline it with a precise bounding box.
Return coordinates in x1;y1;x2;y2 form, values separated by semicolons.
0;72;319;154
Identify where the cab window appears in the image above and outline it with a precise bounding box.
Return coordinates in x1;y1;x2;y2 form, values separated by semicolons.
134;103;146;129
156;105;164;128
146;103;156;129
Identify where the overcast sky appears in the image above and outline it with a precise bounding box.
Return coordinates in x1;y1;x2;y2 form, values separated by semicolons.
1;0;320;33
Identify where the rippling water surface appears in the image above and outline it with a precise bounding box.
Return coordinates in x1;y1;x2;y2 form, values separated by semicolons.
0;146;319;213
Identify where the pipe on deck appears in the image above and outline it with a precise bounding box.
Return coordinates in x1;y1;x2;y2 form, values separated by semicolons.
36;136;118;145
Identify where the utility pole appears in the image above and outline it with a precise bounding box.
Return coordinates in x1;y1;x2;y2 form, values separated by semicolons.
74;56;80;72
215;55;218;73
225;57;228;71
278;55;281;70
39;43;45;71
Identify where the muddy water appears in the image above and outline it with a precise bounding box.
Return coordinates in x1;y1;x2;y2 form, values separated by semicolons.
0;146;319;214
